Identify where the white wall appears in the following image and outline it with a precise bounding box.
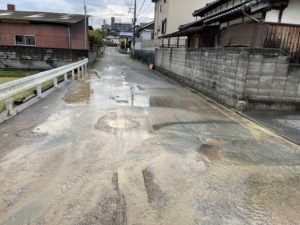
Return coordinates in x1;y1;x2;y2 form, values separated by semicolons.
153;0;212;38
265;9;280;23
281;0;300;25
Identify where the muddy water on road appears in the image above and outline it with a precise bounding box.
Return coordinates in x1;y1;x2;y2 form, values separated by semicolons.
0;48;300;225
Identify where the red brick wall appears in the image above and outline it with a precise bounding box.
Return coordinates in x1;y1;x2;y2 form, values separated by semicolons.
0;21;87;50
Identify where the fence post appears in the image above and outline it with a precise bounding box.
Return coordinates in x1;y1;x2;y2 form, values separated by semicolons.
36;85;42;98
5;98;13;116
54;78;58;88
64;73;68;81
72;70;75;79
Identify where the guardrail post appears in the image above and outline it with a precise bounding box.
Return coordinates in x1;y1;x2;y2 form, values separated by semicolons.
64;73;68;81
36;85;42;98
53;78;58;88
72;70;75;80
84;64;87;75
5;98;13;116
78;67;81;79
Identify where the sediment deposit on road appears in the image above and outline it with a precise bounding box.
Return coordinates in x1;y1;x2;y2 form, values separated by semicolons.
0;48;299;225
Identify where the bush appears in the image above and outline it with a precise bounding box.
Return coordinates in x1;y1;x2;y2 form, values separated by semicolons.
89;29;104;47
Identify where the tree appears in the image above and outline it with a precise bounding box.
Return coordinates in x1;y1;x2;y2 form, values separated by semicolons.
89;29;104;47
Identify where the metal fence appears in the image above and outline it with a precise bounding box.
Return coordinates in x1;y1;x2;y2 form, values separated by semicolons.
0;58;88;116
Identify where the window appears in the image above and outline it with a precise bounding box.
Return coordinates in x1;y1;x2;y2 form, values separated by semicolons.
15;35;36;46
161;19;167;34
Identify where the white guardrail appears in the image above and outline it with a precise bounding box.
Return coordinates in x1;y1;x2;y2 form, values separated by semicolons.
0;58;88;115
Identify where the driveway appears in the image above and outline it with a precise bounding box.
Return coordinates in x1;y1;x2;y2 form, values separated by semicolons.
0;48;299;225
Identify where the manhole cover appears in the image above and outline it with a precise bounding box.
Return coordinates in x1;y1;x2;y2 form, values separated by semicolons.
108;119;138;129
94;113;139;132
16;128;48;138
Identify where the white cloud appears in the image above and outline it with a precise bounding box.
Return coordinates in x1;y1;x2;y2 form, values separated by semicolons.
0;0;154;28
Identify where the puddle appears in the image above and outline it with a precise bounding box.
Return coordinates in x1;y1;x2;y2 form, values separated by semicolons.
64;82;91;103
197;144;221;161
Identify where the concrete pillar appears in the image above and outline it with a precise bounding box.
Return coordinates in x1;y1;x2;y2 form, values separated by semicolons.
72;70;75;79
64;73;68;81
36;85;42;98
53;78;58;88
5;98;13;115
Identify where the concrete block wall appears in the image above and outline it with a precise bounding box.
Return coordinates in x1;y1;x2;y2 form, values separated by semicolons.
0;46;88;70
156;47;300;110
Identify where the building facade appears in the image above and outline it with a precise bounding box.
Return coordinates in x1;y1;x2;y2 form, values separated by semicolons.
0;5;89;50
135;22;155;50
152;0;211;38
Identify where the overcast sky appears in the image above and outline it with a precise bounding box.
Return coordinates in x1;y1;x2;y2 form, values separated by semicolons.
0;0;154;28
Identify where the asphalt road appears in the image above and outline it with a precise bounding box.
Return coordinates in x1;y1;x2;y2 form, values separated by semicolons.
0;48;300;225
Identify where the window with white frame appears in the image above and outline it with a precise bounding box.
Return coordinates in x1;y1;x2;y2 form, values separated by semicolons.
15;35;36;46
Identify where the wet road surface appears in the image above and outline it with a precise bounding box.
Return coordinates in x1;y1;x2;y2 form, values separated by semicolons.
0;48;300;225
245;111;300;145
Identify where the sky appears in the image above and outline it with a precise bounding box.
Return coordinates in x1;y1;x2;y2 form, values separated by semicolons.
0;0;154;28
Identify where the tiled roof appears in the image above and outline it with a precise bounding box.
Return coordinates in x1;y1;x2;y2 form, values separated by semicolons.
0;10;87;24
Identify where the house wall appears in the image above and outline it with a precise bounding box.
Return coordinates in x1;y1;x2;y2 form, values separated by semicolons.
70;20;88;50
0;23;69;48
280;0;300;25
153;0;211;38
0;20;87;50
265;0;300;25
156;48;300;110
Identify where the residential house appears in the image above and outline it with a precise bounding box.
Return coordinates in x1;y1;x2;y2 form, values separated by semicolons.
119;32;133;51
0;4;89;69
152;0;212;38
163;0;300;63
135;21;156;50
0;4;89;50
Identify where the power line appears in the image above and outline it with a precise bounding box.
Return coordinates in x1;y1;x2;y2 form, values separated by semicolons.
138;4;154;18
137;0;146;16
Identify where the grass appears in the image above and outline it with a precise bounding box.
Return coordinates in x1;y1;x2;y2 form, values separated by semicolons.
0;71;69;113
0;70;38;78
0;79;58;113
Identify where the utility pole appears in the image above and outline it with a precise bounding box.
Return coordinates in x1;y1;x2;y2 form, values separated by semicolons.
133;0;137;56
84;0;87;50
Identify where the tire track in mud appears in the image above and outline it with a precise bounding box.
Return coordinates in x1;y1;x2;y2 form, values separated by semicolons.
142;169;166;206
78;172;127;225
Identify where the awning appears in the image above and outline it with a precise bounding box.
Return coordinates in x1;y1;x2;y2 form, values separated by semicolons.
158;25;219;39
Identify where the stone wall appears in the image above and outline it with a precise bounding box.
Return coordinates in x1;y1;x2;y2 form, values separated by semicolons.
156;47;300;110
